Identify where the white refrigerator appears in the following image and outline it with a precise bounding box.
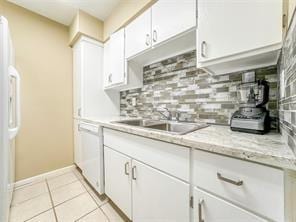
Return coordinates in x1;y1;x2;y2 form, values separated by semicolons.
0;16;21;222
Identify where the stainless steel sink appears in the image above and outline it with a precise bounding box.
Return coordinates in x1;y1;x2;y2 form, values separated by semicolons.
114;119;161;127
113;119;208;135
145;122;208;135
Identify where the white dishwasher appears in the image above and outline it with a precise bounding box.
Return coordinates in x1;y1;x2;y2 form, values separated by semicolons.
79;121;104;194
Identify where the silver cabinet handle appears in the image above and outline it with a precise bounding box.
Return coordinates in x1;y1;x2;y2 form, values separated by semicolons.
124;162;129;175
78;108;81;117
217;173;243;186
132;166;137;180
153;30;157;43
108;73;112;83
145;34;150;46
201;41;207;58
198;199;204;222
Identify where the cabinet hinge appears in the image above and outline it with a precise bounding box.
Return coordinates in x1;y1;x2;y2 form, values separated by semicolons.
190;196;194;208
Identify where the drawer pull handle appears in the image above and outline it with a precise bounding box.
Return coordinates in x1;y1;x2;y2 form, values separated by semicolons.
78;125;100;135
201;41;207;58
198;199;204;222
217;173;243;186
132;166;137;180
124;162;129;176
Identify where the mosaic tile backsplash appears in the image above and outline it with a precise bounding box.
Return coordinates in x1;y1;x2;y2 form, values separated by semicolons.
120;50;279;127
279;11;296;154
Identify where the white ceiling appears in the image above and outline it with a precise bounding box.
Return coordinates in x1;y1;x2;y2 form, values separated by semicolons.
7;0;121;25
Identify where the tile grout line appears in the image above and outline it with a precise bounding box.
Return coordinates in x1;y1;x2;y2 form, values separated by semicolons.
11;191;50;207
15;170;75;191
75;169;128;221
79;178;110;208
68;169;110;221
14;179;46;191
95;201;111;222
49;178;79;192
47;170;77;181
53;191;88;208
74;207;99;222
45;179;59;222
73;170;111;222
23;208;54;222
98;201;113;222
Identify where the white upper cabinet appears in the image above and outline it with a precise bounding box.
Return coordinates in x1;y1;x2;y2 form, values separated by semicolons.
103;40;111;88
125;0;196;60
73;37;104;119
104;28;143;91
108;28;126;87
73;36;119;118
125;9;152;59
151;0;196;46
197;0;283;75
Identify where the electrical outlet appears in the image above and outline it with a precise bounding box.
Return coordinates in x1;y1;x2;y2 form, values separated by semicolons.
132;97;137;106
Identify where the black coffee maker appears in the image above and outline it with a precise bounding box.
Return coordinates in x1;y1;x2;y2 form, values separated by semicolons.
230;71;270;134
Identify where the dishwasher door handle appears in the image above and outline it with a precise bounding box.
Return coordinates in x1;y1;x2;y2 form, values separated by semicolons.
78;124;100;135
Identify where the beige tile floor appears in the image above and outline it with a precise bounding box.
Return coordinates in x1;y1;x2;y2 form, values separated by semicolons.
9;168;127;222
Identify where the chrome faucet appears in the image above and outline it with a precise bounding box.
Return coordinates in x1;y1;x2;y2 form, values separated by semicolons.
156;108;184;121
156;108;173;121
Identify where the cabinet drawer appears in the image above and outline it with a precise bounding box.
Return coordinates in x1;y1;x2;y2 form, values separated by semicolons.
103;128;190;182
193;149;284;221
194;188;266;222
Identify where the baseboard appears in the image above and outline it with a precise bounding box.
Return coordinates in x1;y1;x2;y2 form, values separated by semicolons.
14;165;76;189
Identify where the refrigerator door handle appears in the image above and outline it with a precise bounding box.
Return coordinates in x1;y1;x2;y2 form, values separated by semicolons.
8;66;20;139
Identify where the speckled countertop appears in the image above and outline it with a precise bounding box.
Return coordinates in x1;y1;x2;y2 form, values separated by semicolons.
77;116;296;171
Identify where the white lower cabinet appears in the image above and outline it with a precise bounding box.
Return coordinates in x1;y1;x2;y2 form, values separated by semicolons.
104;146;132;218
132;160;190;222
194;188;266;222
104;146;190;221
193;149;284;221
103;129;288;221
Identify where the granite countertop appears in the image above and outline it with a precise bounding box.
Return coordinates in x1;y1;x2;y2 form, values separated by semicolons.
77;116;296;171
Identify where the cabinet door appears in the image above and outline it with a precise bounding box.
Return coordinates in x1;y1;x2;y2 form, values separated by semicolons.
132;160;190;222
109;28;126;86
104;147;132;218
73;120;82;169
81;40;104;118
73;43;82;117
125;9;152;59
197;0;282;62
194;188;267;222
80;123;103;193
151;0;196;46
103;40;111;88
